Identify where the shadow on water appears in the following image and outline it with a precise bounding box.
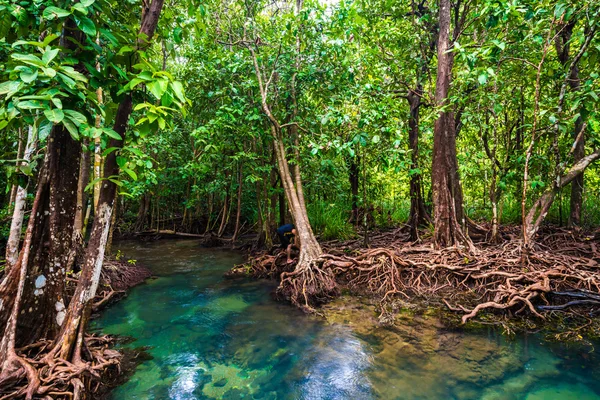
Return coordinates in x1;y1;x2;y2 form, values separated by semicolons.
92;240;600;399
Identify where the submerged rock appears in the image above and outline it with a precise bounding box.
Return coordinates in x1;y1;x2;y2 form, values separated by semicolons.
321;297;523;399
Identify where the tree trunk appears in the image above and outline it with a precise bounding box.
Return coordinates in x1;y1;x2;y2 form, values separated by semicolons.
347;154;360;226
431;0;473;251
232;162;243;242
7;128;25;214
105;192;118;255
135;194;150;231
407;88;428;240
5;126;37;271
217;174;231;237
51;0;165;362
66;139;92;272
524;148;600;244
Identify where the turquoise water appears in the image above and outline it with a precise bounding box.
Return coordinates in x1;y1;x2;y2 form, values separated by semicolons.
93;240;600;399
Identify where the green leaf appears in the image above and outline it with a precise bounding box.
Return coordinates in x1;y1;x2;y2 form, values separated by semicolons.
171;81;186;103
72;3;88;14
51;97;63;109
16;100;44;110
64;110;87;126
59;66;87;82
123;168;138;181
44;108;64;123
43;67;57;78
478;73;487;85
102;147;119;156
81;0;96;6
117;45;135;55
0;81;22;97
102;128;122;140
38;119;53;140
62;118;79;140
43;6;71;20
11;53;44;67
75;16;96;36
19;68;38;83
147;78;169;100
42;48;59;65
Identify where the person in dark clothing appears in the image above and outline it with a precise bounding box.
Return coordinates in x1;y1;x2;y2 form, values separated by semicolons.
277;223;298;264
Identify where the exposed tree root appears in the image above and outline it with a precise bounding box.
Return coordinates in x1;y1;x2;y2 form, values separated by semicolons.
0;258;150;399
277;261;338;311
0;334;120;399
241;226;600;327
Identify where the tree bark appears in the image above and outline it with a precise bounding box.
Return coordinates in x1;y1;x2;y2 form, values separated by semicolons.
524;148;600;244
407;89;428;240
232;162;243;242
431;0;473;251
217;173;231;237
5;126;37;271
347;154;360;226
51;0;165;361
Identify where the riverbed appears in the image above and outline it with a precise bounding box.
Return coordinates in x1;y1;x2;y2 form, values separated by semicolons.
93;240;600;399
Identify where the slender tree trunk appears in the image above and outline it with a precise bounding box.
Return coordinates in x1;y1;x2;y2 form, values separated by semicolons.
524;148;600;243
557;22;589;227
106;193;118;255
5;126;37;271
218;174;231;237
232;162;243;242
7;128;25;214
431;0;473;251
347;154;360;226
66;139;92;272
407;88;428;240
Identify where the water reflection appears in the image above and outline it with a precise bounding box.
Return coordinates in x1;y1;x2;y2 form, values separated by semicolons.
92;240;600;400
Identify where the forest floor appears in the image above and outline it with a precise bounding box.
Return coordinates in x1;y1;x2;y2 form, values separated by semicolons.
233;224;600;343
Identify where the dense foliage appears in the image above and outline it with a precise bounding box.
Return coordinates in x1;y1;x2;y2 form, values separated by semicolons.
0;0;599;396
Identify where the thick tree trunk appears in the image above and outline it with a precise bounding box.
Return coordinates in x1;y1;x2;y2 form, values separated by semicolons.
51;0;165;362
431;0;473;251
66;139;92;272
19;127;81;344
272;129;322;265
5;126;37;271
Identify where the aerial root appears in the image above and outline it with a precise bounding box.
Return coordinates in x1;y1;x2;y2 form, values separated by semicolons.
0;334;120;399
243;226;600;324
277;260;339;311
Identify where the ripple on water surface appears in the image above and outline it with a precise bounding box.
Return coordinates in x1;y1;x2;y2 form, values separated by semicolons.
93;240;600;399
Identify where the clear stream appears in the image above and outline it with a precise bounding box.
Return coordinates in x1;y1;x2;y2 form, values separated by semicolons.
93;240;600;400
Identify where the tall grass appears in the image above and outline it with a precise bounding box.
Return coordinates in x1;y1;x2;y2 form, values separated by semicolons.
307;201;355;240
